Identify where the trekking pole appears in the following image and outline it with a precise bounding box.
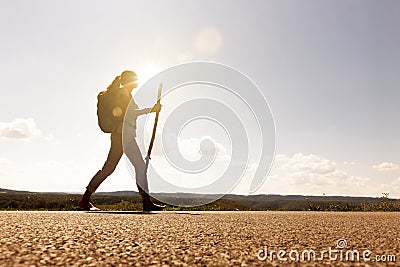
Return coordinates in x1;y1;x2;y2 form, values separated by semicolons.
145;83;163;170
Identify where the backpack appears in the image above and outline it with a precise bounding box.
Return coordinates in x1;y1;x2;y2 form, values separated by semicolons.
97;88;121;133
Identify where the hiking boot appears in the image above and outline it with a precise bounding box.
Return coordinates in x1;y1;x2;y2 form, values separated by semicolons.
140;191;165;212
143;199;165;212
78;200;101;211
137;186;165;212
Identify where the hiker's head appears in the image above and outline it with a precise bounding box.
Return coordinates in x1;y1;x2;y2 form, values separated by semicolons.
120;70;138;90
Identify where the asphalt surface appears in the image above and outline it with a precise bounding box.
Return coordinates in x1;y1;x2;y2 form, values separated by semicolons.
0;211;399;266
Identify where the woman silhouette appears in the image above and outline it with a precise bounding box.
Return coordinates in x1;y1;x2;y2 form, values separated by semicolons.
79;70;164;211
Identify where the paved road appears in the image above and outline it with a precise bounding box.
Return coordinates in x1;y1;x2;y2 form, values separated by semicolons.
0;211;399;266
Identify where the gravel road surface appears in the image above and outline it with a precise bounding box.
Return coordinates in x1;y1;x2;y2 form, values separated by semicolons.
0;211;399;266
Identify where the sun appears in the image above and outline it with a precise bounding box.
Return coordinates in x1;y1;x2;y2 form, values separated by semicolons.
136;65;163;85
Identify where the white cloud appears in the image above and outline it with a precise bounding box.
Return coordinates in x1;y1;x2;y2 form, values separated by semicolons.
150;126;230;161
259;153;370;195
344;161;356;166
276;153;336;176
179;136;228;159
373;162;400;171
0;118;41;139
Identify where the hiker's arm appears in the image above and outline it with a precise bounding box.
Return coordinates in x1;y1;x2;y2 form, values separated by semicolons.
132;107;152;116
130;105;161;116
121;90;161;117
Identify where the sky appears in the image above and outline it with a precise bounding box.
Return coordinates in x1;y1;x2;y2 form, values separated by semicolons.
0;0;399;197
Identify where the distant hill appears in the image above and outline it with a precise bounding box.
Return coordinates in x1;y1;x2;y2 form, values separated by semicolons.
0;188;33;194
1;187;399;211
91;190;397;202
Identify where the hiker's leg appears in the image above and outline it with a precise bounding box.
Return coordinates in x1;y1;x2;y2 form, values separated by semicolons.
80;133;123;210
86;133;123;193
124;138;149;193
125;138;164;211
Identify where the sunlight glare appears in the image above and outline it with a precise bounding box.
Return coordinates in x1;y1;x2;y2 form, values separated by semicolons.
136;65;162;85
